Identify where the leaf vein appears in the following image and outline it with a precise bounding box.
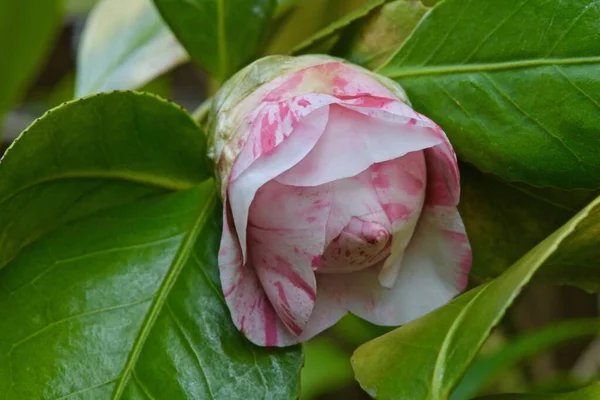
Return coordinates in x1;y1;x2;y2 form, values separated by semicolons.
553;65;600;111
131;370;157;400
166;304;216;399
545;3;594;57
482;73;583;164
432;80;492;142
191;250;227;308
53;377;119;400
420;0;474;67
6;234;183;298
7;298;152;353
461;0;532;64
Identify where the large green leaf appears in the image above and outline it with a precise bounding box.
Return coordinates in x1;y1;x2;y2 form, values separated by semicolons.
476;383;600;399
459;164;600;289
0;0;62;118
0;91;303;398
351;194;600;399
0;91;208;270
76;0;188;97
452;318;600;400
152;0;276;81
378;0;600;189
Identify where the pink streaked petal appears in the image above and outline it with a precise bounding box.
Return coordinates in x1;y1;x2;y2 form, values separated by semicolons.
343;99;460;207
231;94;406;182
248;181;330;336
424;141;460;207
228;106;329;261
347;99;460;206
231;95;336;181
370;152;427;288
276;105;442;187
314;205;471;326
219;203;296;347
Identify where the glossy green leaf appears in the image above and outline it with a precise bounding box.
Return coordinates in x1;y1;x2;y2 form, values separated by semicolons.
291;0;386;55
152;0;276;81
335;0;429;70
459;164;600;289
378;0;600;189
452;318;600;400
476;383;600;399
352;194;600;399
0;0;62;117
0;91;303;398
0;91;208;270
76;0;188;97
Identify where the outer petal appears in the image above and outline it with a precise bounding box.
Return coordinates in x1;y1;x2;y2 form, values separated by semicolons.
248;180;331;336
228;106;329;261
310;205;471;329
219;202;296;346
424;140;460;207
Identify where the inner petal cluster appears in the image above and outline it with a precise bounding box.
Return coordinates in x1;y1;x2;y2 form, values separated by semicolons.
318;214;391;273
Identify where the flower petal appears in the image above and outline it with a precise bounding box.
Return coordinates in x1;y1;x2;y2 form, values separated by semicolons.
424;141;461;207
371;152;427;288
312;205;471;327
276;104;441;187
345;99;460;207
228;106;329;261
248;180;330;336
219;202;296;346
342;97;460;206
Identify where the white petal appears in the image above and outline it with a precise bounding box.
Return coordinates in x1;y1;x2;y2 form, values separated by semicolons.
276;104;441;187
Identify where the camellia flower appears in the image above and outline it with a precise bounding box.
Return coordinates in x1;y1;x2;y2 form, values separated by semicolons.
208;55;471;347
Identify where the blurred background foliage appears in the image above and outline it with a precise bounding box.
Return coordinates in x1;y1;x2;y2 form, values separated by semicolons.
2;0;599;398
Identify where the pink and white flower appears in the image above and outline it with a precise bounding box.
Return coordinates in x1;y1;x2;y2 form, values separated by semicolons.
208;55;471;347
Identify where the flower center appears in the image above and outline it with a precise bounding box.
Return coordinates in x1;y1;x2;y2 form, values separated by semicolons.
316;216;391;273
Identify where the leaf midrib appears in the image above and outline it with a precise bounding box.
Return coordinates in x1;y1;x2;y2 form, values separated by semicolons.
381;55;600;79
430;285;490;399
110;188;217;399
